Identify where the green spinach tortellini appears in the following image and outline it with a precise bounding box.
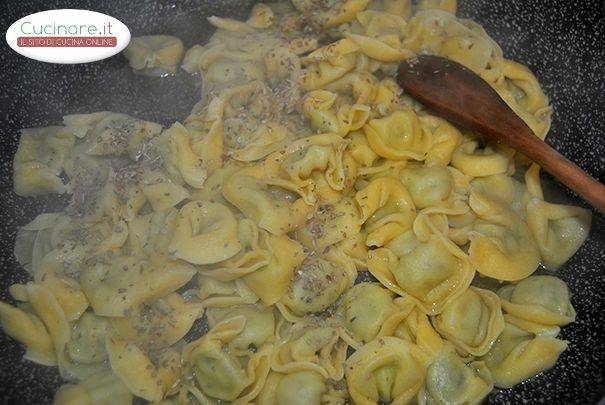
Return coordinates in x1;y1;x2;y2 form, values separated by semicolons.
340;282;396;345
417;350;493;405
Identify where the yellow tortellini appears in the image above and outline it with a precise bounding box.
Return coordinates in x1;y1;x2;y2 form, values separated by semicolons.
292;0;369;29
498;60;548;115
13;126;75;196
123;35;185;76
480;322;568;388
340;282;397;345
294;197;361;252
27;250;89;322
498;276;575;331
348;130;379;168
364;109;431;161
469;173;529;217
451;141;512;178
468;212;541;281
300;39;360;90
416;0;457;14
80;255;195;316
138;170;190;212
277;134;355;202
257;370;327;405
346;10;412;63
168;200;242;265
206;304;275;353
368;229;474;315
190;166;239;206
66;312;109;364
65;111;162;158
526;198;591;269
492;59;552;139
222;165;314;235
355;176;416;247
346;336;430;405
0;301;56;366
228;122;294;162
4;1;590;403
19;282;107;381
247;3;275;29
404;10;499;73
163;122;206;188
279;251;356;319
126;208;178;256
111;293;203;349
197;275;259;308
369;0;412;17
243;233;305;306
272;322;348;380
302;90;370;136
445;206;477;245
432;287;504;356
54;370;133;405
215;81;298;161
186;82;270;171
420;115;463;166
378;297;445;358
106;333;181;402
182;316;272;403
199;219;306;306
400;165;456;209
13;212;62;274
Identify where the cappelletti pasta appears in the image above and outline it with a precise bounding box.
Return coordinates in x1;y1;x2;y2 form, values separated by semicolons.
4;1;591;404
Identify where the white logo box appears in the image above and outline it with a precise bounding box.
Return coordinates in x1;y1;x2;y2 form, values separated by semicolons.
6;9;131;64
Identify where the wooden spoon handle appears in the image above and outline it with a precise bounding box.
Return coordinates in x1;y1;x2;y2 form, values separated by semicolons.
507;130;605;212
398;57;605;213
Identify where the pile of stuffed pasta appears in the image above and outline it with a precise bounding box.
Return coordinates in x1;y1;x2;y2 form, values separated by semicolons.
4;1;592;404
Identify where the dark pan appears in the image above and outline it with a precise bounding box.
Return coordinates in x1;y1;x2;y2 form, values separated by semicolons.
0;0;603;403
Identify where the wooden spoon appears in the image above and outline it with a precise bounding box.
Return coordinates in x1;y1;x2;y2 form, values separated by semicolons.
397;55;605;213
